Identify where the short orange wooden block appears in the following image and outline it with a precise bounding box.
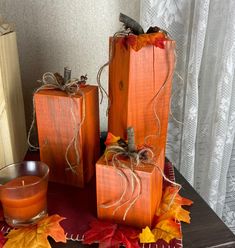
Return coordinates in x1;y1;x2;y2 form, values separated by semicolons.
108;38;175;153
96;150;164;228
34;85;100;187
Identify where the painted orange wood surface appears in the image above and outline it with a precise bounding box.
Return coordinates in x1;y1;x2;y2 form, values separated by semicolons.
108;38;175;155
34;85;100;187
96;149;164;228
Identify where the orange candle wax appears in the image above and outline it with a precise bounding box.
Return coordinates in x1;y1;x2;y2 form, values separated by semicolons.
0;176;47;221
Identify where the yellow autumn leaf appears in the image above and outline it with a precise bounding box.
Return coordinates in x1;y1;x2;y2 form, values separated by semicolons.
152;219;182;243
4;226;51;248
139;226;156;243
4;214;66;248
156;186;193;223
157;204;191;223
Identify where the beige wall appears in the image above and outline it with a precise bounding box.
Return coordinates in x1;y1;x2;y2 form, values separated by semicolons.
0;0;140;131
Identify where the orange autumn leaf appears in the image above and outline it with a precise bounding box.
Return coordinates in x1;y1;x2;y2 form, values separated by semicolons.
104;132;120;146
139;226;156;243
152;219;182;243
125;33;168;51
37;214;66;242
157;204;191;223
4;214;66;248
160;186;193;207
156;186;193;223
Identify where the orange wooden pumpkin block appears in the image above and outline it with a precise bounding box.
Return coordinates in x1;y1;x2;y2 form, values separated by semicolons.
96;150;164;228
108;38;175;154
34;85;100;187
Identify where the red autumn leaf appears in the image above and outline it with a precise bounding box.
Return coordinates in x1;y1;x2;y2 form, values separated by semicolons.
154;39;165;49
123;32;169;51
125;35;137;49
118;225;140;248
83;220;118;246
0;231;6;248
83;220;140;248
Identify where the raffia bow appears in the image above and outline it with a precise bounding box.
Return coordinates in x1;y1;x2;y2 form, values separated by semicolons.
27;72;87;174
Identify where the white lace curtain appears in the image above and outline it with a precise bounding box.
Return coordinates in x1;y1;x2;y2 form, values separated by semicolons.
140;0;235;232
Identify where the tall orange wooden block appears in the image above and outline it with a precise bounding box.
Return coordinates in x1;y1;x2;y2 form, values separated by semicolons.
34;85;100;187
96;150;164;228
108;39;175;154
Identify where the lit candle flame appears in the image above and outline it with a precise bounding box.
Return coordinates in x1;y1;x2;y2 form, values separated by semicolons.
22;180;25;186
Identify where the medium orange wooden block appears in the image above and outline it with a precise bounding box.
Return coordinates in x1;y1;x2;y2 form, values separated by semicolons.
108;38;175;154
96;150;164;228
34;85;100;187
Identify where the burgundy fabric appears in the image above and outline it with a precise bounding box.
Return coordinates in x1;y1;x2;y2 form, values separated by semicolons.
47;179;97;239
0;152;183;247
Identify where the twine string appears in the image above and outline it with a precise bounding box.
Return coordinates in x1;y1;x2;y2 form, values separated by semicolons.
100;145;181;220
99;152;129;209
96;29;131;115
169;69;184;126
27;72;86;174
151;41;176;138
110;157;138;218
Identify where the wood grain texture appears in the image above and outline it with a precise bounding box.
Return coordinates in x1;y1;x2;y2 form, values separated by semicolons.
108;39;175;157
96;150;164;228
35;85;100;187
0;32;27;167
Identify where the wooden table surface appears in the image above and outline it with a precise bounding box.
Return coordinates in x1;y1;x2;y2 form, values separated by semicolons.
49;167;235;248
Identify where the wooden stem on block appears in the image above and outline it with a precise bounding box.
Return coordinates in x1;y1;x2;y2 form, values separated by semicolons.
127;126;136;153
119;13;144;35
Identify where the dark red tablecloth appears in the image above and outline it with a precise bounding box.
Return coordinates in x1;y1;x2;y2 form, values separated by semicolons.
0;154;183;248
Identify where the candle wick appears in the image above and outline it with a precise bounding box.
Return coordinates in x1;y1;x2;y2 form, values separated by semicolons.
22;180;25;186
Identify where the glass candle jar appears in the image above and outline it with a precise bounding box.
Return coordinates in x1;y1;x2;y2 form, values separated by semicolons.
0;161;49;227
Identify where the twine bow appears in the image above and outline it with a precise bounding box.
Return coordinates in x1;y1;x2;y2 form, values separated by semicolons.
27;72;86;174
99;130;181;221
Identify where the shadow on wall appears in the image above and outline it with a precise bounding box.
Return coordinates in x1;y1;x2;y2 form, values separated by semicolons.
0;0;140;133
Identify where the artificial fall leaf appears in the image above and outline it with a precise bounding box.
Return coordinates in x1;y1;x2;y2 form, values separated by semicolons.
104;132;120;146
156;186;193;223
123;33;168;51
4;214;66;248
37;214;66;242
83;220;140;248
0;231;6;248
157;203;192;223
152;219;182;243
139;227;156;243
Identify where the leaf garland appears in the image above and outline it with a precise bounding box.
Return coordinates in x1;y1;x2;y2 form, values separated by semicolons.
121;32;169;51
3;214;66;248
83;187;193;246
0;187;192;247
